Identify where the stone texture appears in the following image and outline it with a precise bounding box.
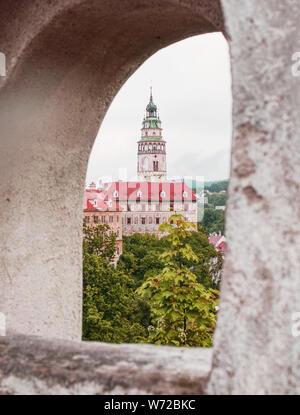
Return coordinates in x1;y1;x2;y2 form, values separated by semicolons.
208;0;300;395
0;334;212;394
0;0;224;341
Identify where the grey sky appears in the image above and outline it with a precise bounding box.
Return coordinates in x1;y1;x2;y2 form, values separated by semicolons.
86;32;232;184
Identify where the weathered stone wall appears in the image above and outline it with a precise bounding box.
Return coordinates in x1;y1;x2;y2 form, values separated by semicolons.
208;0;300;395
0;334;212;395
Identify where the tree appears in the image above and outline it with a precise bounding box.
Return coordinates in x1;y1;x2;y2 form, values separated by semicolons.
83;220;116;262
201;208;225;234
137;215;218;347
205;180;228;193
82;222;150;343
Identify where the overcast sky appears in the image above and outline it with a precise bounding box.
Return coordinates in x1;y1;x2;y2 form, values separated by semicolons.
86;32;232;185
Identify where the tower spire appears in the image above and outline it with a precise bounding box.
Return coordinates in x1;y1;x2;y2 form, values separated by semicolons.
137;90;167;182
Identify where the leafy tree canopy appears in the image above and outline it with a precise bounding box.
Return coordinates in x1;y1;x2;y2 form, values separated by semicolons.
201;208;225;235
137;215;219;347
82;222;150;344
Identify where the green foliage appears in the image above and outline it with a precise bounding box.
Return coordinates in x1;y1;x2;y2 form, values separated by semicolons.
207;193;227;208
118;233;167;288
82;222;150;344
137;215;219;347
83;221;116;262
119;223;222;290
205;180;228;193
201;208;225;235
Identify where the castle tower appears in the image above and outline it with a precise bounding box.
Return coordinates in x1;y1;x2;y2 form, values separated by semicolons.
137;88;167;182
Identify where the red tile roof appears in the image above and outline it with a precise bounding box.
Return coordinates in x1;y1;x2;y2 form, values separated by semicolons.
209;234;226;253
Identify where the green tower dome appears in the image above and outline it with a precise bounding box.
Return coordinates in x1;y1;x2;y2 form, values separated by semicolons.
146;100;157;112
146;87;157;115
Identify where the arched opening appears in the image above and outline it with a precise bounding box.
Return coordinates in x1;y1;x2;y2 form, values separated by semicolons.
84;32;231;345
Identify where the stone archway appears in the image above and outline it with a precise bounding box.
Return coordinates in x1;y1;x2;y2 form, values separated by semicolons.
1;0;300;395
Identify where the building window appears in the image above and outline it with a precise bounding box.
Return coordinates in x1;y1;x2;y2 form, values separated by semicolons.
93;215;98;223
116;247;120;255
149;217;153;224
113;190;119;198
137;190;142;198
135;217;138;224
156;217;160;225
117;215;119;222
142;218;146;224
127;218;131;225
101;216;105;224
153;161;158;172
109;216;113;223
160;191;165;198
117;230;119;237
85;216;90;223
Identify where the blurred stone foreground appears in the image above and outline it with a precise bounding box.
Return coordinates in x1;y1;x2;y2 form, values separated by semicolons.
1;0;300;394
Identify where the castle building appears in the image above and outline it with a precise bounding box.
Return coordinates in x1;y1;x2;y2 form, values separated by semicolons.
84;89;198;238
